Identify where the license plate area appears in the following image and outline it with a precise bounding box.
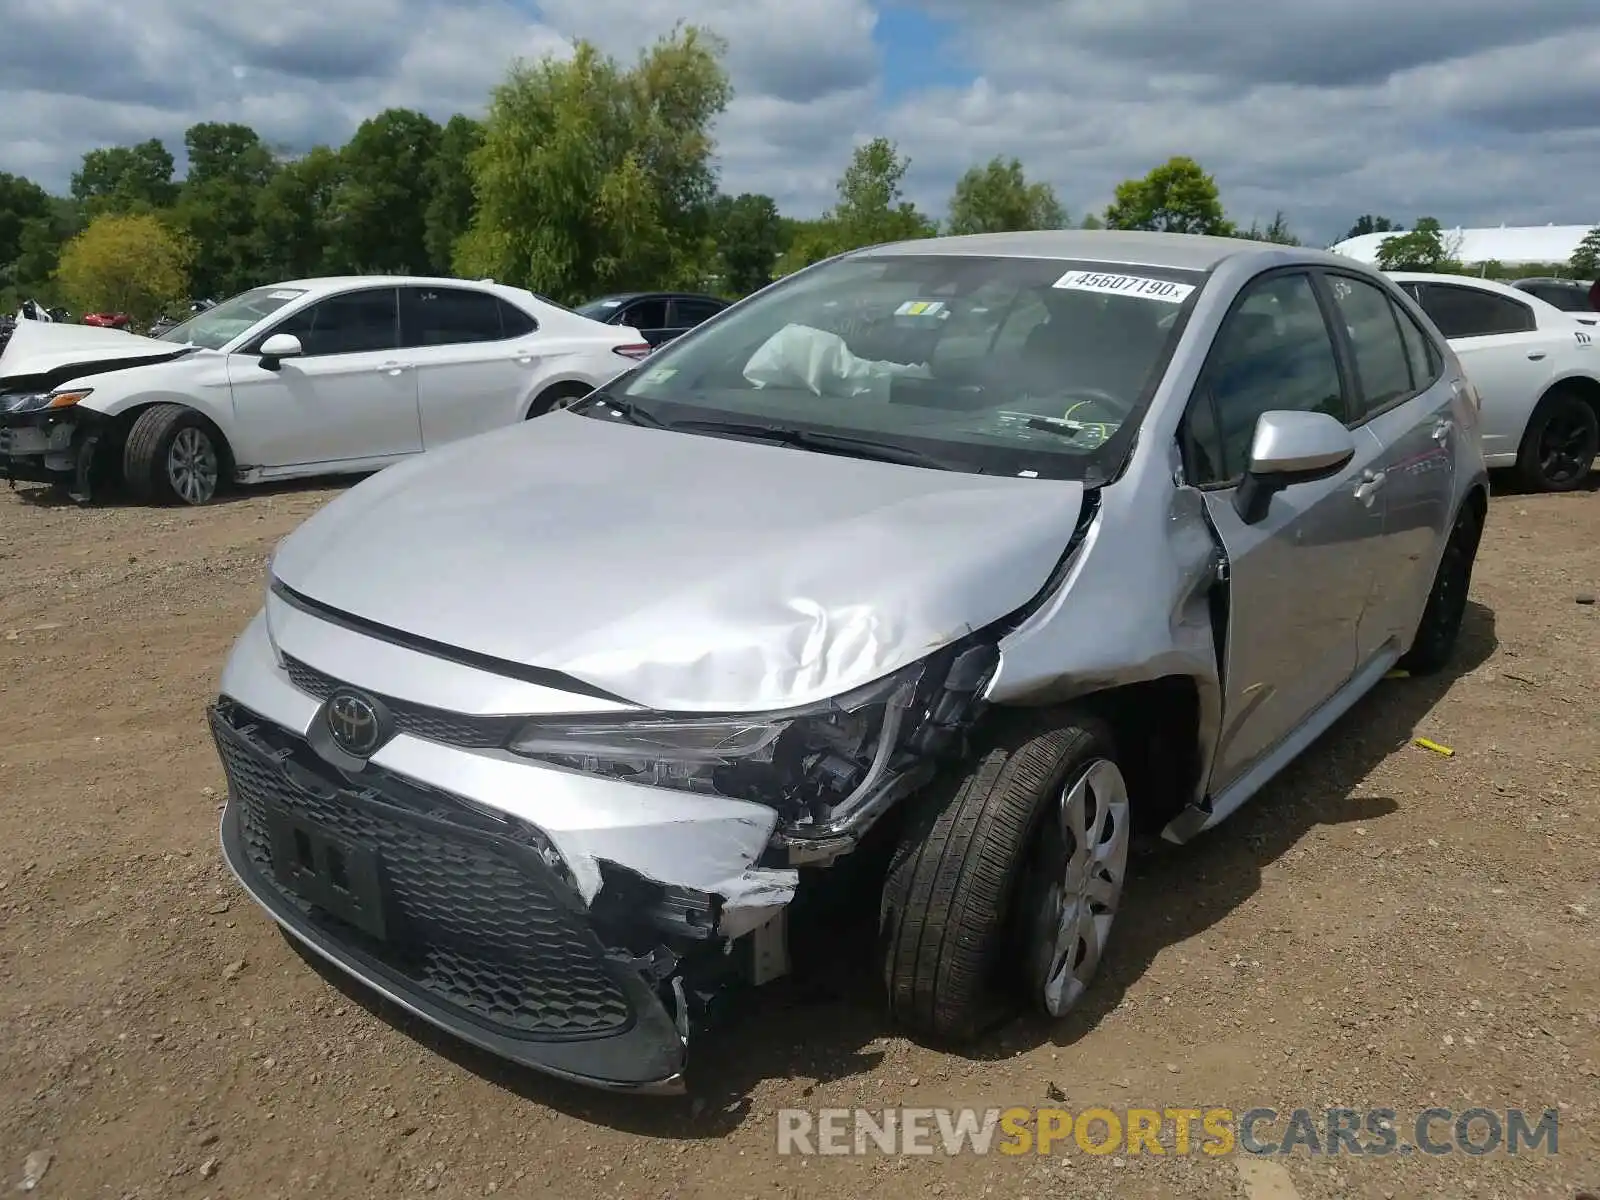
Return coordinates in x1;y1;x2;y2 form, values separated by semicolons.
265;806;389;941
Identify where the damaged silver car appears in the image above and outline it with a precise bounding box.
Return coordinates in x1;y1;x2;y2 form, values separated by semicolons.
210;230;1489;1093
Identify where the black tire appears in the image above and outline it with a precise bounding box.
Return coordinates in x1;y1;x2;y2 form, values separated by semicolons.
1515;388;1598;493
122;404;224;506
527;381;594;418
880;711;1127;1042
1397;498;1483;675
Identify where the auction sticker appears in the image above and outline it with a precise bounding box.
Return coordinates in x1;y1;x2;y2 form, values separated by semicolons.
1053;271;1194;303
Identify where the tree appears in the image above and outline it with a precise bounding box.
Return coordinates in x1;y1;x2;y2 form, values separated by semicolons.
1104;156;1232;235
945;157;1064;235
1373;217;1461;271
424;115;483;274
1345;214;1401;240
70;140;178;215
328;108;442;274
773;217;844;277
54;213;193;323
174;122;278;298
1078;212;1105;229
457;27;731;302
0;173;52;276
828;137;936;251
253;146;344;281
1237;211;1300;245
713;193;784;295
1571;226;1600;277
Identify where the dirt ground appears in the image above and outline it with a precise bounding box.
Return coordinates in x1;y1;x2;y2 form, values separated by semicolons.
1;473;1596;1200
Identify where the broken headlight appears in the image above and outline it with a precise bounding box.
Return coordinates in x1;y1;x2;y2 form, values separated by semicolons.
507;662;926;821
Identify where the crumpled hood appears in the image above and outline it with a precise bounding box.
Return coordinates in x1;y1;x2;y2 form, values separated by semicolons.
0;318;190;388
270;411;1086;712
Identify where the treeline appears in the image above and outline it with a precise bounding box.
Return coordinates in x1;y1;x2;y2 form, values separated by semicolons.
3;26;1590;325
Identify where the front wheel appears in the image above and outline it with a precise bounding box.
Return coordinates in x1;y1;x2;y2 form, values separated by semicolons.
1397;499;1483;674
527;382;594;418
1515;389;1598;493
880;713;1130;1041
123;404;224;505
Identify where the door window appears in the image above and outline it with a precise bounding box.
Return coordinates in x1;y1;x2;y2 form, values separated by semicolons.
623;299;669;329
401;287;506;346
1393;300;1441;393
1186;272;1346;485
1416;284;1535;337
670;298;725;327
1325;274;1416;418
499;300;537;338
272;289;400;356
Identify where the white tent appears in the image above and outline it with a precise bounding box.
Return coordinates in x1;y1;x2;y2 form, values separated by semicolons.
1332;224;1595;267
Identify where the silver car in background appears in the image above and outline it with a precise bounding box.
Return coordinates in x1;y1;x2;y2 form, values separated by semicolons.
210;230;1489;1093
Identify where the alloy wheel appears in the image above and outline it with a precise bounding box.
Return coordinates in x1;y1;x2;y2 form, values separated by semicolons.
167;426;219;505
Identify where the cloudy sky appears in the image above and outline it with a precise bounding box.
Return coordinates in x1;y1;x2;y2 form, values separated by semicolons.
3;0;1598;244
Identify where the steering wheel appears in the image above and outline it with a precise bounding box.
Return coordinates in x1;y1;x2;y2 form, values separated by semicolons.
1054;387;1129;421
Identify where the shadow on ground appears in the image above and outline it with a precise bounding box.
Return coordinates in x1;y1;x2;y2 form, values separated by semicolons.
294;601;1498;1137
6;474;360;509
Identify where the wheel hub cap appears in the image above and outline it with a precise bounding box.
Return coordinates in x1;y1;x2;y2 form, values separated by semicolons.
1042;758;1130;1017
168;427;218;504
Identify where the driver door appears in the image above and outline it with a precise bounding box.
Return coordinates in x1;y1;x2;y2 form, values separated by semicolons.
228;287;423;468
1182;270;1388;793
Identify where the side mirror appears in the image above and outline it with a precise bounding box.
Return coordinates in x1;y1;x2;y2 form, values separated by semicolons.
258;333;303;369
1233;410;1356;524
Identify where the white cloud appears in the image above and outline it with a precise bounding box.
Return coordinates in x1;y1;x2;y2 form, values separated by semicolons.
0;0;1596;245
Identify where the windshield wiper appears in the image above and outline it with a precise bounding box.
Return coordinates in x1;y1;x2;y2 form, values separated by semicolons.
668;418;968;472
574;392;670;429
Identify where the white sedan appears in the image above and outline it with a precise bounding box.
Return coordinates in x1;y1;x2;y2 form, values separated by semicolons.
0;276;652;505
1388;271;1598;491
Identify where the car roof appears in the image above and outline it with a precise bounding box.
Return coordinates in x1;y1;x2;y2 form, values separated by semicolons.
583;291;723;303
269;275;521;298
852;229;1347;272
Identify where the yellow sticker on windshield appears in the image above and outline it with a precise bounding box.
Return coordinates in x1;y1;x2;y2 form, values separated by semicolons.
1053;271;1194;303
895;300;947;316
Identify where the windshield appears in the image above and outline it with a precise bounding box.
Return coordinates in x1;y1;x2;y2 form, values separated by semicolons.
611;254;1204;480
156;286;308;349
575;297;627;320
1530;285;1596;313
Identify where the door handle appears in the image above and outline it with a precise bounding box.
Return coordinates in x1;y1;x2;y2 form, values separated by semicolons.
381;362;412;376
514;354;535;365
1432;419;1453;442
1353;469;1386;504
1527;350;1546;360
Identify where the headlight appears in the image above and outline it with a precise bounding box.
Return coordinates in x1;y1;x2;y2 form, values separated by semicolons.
508;662;927;818
1;392;47;413
46;388;92;409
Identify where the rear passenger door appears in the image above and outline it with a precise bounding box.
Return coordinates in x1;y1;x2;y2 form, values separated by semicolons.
1181;270;1388;793
618;297;673;346
1321;271;1460;661
399;286;541;446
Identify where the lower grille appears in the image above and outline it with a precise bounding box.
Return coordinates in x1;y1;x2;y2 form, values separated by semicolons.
210;705;633;1039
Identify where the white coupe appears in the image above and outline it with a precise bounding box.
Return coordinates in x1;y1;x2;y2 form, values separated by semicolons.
0;276;653;505
1388;271;1598;491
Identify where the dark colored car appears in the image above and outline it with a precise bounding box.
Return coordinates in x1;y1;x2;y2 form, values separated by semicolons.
1510;277;1598;323
573;291;730;348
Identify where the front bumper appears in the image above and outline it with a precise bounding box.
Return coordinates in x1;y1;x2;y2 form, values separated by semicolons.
211;701;690;1092
0;406;98;492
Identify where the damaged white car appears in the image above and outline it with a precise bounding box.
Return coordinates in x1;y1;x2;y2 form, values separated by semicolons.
0;277;649;505
210;231;1489;1093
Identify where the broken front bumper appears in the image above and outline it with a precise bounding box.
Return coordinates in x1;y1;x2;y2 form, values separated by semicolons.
209;607;801;1092
0;406;97;491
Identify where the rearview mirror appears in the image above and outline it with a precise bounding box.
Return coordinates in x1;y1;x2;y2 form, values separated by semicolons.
258;333;303;369
1234;410;1356;524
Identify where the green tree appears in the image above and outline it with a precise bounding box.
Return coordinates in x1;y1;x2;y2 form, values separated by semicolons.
424;115;484;274
328;108;442;274
70;139;179;215
1104;156;1232;235
54;212;193;323
772;217;844;277
829;137;936;250
946;156;1064;235
1078;212;1105;229
1570;226;1600;277
174;122;278;297
1237;211;1300;245
0;173;52;275
713;193;784;295
253;146;344;281
1373;217;1460;271
1345;214;1400;239
457;27;731;302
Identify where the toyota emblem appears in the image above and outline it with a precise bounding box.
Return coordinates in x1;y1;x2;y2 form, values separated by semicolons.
325;690;385;757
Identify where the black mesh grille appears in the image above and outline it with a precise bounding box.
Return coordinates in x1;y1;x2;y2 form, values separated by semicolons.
282;656;518;749
211;706;633;1039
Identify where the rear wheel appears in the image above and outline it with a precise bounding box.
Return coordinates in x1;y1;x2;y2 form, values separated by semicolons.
880;712;1129;1041
123;404;224;505
1397;499;1483;675
1515;389;1598;492
527;382;594;418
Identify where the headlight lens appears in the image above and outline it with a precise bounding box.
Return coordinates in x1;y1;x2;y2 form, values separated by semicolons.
508;662;926;815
